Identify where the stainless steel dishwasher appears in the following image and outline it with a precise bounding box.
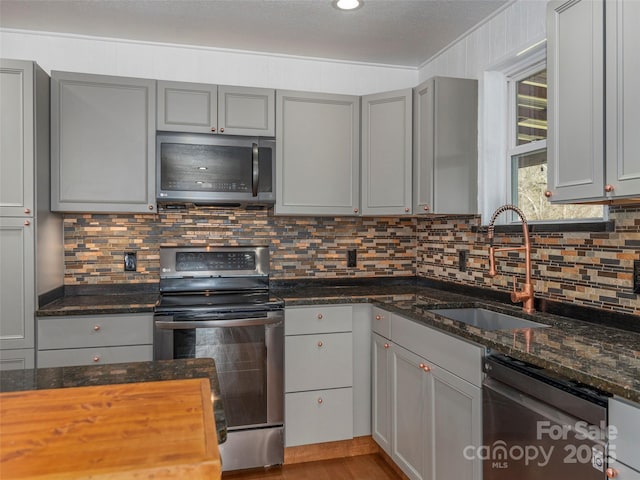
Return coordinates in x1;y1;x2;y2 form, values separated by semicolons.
483;353;611;479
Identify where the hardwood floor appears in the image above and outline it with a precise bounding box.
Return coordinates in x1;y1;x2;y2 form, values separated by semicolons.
222;454;403;480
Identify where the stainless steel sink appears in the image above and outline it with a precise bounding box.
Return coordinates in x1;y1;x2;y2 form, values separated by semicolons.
427;307;549;331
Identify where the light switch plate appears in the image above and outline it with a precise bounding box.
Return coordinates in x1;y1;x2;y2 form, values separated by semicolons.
124;252;137;272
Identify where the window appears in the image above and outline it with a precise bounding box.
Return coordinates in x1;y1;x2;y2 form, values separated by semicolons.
507;66;602;222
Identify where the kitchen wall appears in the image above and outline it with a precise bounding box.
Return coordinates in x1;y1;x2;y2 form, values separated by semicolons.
63;209;416;283
416;205;640;317
0;29;416;95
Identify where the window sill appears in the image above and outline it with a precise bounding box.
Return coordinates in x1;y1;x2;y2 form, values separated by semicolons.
471;220;614;234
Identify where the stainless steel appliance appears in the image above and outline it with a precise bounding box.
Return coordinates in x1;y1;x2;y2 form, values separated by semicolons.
154;246;284;471
156;133;275;208
483;353;610;479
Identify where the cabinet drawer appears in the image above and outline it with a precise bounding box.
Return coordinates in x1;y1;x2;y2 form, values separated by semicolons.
285;387;353;447
38;314;153;350
38;345;153;368
285;332;352;393
285;305;352;335
392;314;483;386
372;306;391;338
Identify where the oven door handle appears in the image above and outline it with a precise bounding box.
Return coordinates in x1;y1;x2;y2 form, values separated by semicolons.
155;316;282;329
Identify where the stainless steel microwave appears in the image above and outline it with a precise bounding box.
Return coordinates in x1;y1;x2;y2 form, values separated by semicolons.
156;133;275;208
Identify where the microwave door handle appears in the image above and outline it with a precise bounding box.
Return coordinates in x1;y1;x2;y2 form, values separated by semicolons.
252;143;259;197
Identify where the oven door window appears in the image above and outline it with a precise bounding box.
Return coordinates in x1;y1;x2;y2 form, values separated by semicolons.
174;325;267;428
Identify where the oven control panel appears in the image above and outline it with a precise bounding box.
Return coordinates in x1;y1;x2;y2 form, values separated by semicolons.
160;246;269;278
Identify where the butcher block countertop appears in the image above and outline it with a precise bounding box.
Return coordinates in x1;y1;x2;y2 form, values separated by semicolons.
0;378;221;480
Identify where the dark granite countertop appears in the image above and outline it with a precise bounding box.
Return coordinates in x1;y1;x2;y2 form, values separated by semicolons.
0;358;227;445
35;278;640;403
274;282;640;404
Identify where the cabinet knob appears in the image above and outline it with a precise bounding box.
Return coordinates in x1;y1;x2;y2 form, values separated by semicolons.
24;220;30;226
148;205;154;210
211;127;216;132
317;313;323;320
220;127;225;133
605;184;615;193
317;340;323;348
354;208;359;213
317;397;323;404
384;343;390;349
93;324;101;332
606;468;618;479
423;205;430;212
93;355;101;363
404;207;410;213
375;315;382;321
24;208;30;214
544;190;552;198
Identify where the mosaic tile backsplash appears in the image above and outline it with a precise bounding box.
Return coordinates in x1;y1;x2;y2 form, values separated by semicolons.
63;205;639;316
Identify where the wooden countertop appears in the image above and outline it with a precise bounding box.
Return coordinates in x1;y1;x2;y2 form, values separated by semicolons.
0;378;221;479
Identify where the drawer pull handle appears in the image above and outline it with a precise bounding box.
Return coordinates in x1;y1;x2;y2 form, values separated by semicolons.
317;341;323;347
384;343;389;349
375;315;382;321
317;398;323;404
317;313;323;320
93;325;101;332
419;363;431;372
93;355;101;363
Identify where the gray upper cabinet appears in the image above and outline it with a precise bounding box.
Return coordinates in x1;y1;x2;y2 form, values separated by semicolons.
157;81;275;136
276;90;360;216
605;0;640;199
547;0;640;203
413;77;478;215
0;59;36;218
51;71;156;213
361;89;413;216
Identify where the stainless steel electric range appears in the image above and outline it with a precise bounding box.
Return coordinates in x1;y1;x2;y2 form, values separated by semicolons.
154;246;284;472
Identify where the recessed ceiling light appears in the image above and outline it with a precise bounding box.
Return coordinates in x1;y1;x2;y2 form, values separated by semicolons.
333;0;363;11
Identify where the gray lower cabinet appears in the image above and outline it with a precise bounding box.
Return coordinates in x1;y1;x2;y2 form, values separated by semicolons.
361;89;413;216
547;0;640;203
284;304;358;447
51;71;156;213
157;81;275;136
372;308;483;480
276;90;360;216
37;313;153;368
608;398;640;479
413;77;478;214
0;59;62;371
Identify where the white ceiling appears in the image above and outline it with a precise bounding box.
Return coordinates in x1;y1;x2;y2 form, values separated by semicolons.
0;0;510;67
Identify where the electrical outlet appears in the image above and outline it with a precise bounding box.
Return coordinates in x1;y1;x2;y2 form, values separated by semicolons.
124;251;137;272
634;260;640;294
347;249;357;268
458;250;468;272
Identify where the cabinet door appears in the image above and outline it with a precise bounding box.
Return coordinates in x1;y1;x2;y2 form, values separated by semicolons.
413;77;478;214
0;218;34;350
0;348;35;370
218;85;275;136
372;333;392;455
605;0;640;199
547;0;605;202
429;363;482;480
391;344;430;480
276;90;360;216
51;72;156;213
0;59;34;217
157;81;217;134
361;89;412;215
